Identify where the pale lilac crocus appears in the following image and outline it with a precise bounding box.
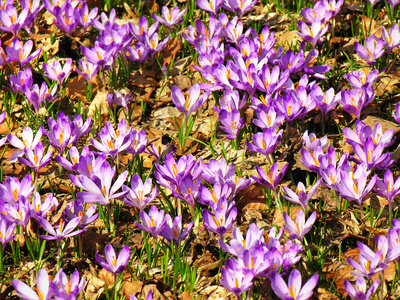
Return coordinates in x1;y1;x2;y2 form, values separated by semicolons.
152;6;186;32
95;244;130;280
6;39;41;68
282;180;320;210
43;58;73;86
123;174;158;210
380;24;400;55
9;68;33;94
45;111;76;154
343;277;380;300
270;269;319;300
297;20;329;48
340;88;375;119
74;3;98;31
76;59;99;84
171;84;209;120
219;109;244;140
196;0;223;15
160;215;193;245
252;107;285;130
24;82;51;113
63;200;99;229
7;127;43;162
51;268;85;300
0;174;35;205
218;223;264;257
374;169;400;212
12;268;52;300
90;119;132;158
283;210;317;242
18;142;52;174
72;115;93;146
336;170;377;205
223;0;258;18
354;37;385;65
220;257;254;300
0;5;30;36
347;250;387;279
202;201;237;238
81;42;116;69
0;219;16;250
344;68;379;90
127;129;147;157
135;205;168;239
70;161;128;206
38;216;85;241
54;3;78;34
246;128;283;157
30;192;58;220
251;162;289;192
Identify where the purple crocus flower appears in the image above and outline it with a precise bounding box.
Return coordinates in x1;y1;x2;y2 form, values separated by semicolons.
44;111;76;155
220;257;254;300
302;131;330;152
155;154;202;191
347;251;387;279
126;43;150;64
202;200;237;238
160;215;193;245
143;32;170;55
7;126;42;162
344;68;379;90
301;2;332;24
354;37;385;65
336;169;377;205
74;3;98;31
198;182;234;209
135;205;168;239
270;269;319;300
129;16;159;43
123;174;158;210
76;59;99;84
380;24;400;55
95;244;130;279
386;0;400;9
254;65;289;96
6;38;41;68
196;0;223;15
223;0;258;17
81;42;116;69
92;9;118;32
130;290;153;300
310;85;340;117
218;223;264;257
283;210;317;242
322;0;344;17
0;174;35;205
24;82;53;113
171;84;209;120
90;119;132;158
282;180;320;210
38;216;86;241
63;200;99;229
12;268;52;300
340;88;375;119
51;268;85;299
127;129;147;157
18;141;52;173
0;219;16;250
246;128;283;156
343;277;380;300
352;137;394;170
253;107;285;130
53;3;78;34
9;68;33;94
219;109;244;140
72;115;93;146
30;192;58;220
70;161;128;206
152;6;186;32
297;20;329;48
251;162;289;192
374;169;400;212
42;58;73;86
0;5;30;36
